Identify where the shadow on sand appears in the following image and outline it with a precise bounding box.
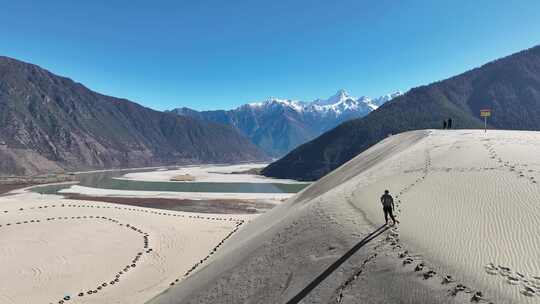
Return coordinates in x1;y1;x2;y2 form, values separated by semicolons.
286;224;390;304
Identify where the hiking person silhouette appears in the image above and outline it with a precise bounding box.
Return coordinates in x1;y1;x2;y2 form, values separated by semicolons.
447;117;453;129
381;190;399;225
443;120;447;129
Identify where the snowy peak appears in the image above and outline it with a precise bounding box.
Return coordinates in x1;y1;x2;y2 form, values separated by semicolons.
245;89;401;116
314;89;355;106
171;89;401;157
371;91;402;107
247;97;305;112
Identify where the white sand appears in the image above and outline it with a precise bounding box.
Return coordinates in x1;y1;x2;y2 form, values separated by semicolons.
58;185;293;201
150;130;540;304
0;191;254;304
349;130;540;302
117;163;305;184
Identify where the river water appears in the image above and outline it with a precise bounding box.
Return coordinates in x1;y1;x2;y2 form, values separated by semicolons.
31;169;309;195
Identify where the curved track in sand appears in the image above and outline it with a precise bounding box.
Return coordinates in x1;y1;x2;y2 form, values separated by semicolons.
0;197;250;304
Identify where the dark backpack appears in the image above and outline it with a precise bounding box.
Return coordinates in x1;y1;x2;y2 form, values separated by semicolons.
381;194;393;207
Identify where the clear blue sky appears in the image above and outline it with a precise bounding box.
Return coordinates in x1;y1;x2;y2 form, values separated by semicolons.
1;0;539;111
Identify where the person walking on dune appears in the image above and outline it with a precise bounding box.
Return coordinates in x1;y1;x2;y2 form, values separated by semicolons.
443;120;447;129
447;117;453;129
381;190;399;226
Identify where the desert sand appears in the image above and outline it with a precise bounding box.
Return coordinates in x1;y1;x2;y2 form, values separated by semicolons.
169;174;196;182
0;189;254;304
4;130;539;304
149;130;540;304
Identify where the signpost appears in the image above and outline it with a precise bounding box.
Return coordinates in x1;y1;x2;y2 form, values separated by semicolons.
480;109;491;133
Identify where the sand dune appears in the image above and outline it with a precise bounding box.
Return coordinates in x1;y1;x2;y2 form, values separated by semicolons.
3;130;539;304
0;191;254;304
150;130;540;304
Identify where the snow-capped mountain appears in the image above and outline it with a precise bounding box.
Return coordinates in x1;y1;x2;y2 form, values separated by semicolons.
247;89;386;116
371;91;403;107
170;89;401;157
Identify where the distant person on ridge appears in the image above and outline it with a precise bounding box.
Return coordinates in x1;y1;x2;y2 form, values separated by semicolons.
381;190;399;226
447;117;453;129
443;120;447;129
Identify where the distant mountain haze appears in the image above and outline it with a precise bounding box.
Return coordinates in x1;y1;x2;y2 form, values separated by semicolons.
170;90;401;157
262;45;540;181
0;56;268;176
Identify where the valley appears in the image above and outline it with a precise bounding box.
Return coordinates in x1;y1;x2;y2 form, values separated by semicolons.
2;4;540;303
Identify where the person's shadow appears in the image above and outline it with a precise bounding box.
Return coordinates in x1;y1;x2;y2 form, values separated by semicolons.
286;224;390;304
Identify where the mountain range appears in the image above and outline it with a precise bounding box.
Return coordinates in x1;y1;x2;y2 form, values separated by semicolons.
170;90;401;157
0;56;267;176
262;44;540;181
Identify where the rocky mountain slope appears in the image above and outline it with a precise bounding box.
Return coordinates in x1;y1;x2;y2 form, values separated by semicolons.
170;90;400;157
0;56;267;176
263;44;540;180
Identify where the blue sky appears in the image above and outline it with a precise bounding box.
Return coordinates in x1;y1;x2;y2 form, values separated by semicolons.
1;0;540;111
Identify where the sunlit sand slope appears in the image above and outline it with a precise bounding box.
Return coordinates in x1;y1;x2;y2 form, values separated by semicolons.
150;130;540;304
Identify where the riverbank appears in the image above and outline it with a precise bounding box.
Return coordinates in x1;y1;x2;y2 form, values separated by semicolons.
0;173;76;195
117;163;305;184
0;183;32;195
58;185;294;201
62;193;275;214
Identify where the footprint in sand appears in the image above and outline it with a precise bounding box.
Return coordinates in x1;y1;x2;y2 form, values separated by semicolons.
470;291;487;302
441;275;454;284
449;283;468;296
498;265;512;277
520;286;536;297
506;276;520;285
423;270;436;279
456;283;467;291
398;251;408;258
403;257;414;265
484;263;499;275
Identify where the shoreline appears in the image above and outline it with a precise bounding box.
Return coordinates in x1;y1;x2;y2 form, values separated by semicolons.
58;185;295;201
0;174;77;195
116;163;306;185
68;161;271;175
0;183;34;195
